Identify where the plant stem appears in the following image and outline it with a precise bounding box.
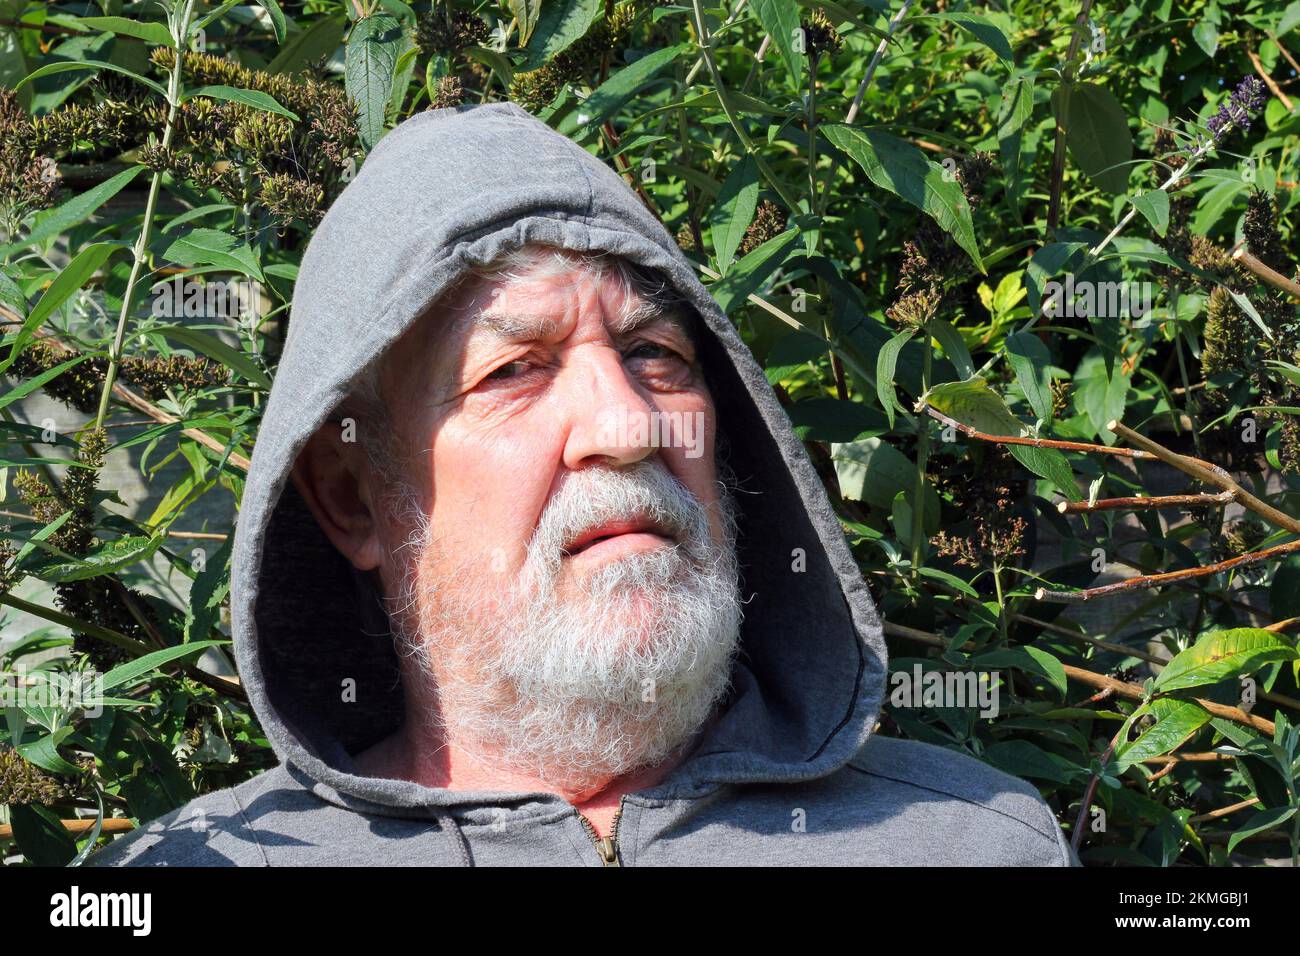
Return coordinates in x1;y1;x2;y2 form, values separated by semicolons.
992;561;1008;645
690;0;800;212
93;0;195;430
1045;0;1095;235
910;332;931;575
845;0;915;125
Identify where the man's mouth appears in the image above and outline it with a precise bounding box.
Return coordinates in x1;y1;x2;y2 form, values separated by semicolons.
562;516;675;560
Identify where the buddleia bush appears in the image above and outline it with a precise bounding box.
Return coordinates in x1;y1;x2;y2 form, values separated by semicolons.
1;0;1299;867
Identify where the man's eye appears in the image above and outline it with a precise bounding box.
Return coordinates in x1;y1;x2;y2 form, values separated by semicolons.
626;342;680;361
484;361;531;382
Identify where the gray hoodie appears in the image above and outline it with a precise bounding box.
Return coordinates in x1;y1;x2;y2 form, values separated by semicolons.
88;103;1075;867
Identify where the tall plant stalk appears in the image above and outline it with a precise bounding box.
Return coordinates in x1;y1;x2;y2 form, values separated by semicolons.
93;0;195;430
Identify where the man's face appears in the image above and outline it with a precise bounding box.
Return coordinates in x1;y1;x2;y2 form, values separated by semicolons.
366;250;742;793
380;252;726;603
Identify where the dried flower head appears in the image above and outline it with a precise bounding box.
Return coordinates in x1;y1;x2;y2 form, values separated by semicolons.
675;222;697;253
0;745;88;806
414;7;490;57
1201;285;1255;376
1244;189;1287;275
430;76;466;110
801;9;843;59
738;201;788;257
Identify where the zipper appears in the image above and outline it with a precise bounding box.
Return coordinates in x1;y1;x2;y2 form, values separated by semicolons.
576;801;623;866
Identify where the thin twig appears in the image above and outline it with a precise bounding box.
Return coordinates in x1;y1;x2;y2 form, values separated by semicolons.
1045;0;1096;234
1074;725;1122;852
1246;47;1294;111
1232;244;1300;300
1109;420;1300;536
0;818;135;841
1189;796;1260;824
845;0;915;125
882;620;1276;734
1057;491;1233;514
1267;31;1300;78
918;403;1158;461
1035;538;1300;602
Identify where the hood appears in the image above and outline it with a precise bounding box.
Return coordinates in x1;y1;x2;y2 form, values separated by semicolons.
229;102;887;813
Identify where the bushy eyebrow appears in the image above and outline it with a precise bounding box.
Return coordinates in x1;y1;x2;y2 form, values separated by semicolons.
472;305;696;343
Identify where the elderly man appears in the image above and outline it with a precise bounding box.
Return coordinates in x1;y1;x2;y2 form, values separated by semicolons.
90;104;1074;866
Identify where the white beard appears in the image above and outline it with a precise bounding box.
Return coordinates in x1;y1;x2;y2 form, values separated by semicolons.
388;459;743;794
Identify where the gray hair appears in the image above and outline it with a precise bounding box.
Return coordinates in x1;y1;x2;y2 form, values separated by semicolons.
335;245;696;511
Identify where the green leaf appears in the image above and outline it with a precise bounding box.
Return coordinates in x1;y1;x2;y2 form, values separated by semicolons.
1227;807;1298;855
1074;349;1130;439
267;13;346;74
262;0;288;45
99;639;231;692
185;535;233;643
922;377;1023;435
926;13;1014;66
9;804;77;867
345;13;403;150
509;0;542;46
711;155;760;274
193;0;245;32
1115;698;1212;771
706;228;799;314
750;0;804;87
1154;628;1299;693
822;125;984;272
1192;20;1219;58
14;59;168;99
74;15;175;47
566;44;687;139
159;228;264;280
521;0;600;70
1281;2;1300;36
18;726;80;775
1192;177;1246;233
876;328;916;429
1269;554;1300;621
0;242;121;374
983;740;1069;782
0;166;143;257
927;318;974;380
21;533;164;584
152;324;271;389
0;266;26;319
1005;330;1053;423
1050;82;1133;195
996;73;1035;218
832;437;914;509
1132;189;1170;237
1009;444;1080;499
184;85;299;121
971;647;1068;697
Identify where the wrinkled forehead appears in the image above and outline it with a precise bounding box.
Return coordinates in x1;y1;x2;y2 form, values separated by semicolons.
384;249;699;375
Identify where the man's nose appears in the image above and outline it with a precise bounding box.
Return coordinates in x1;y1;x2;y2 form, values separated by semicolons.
559;345;657;470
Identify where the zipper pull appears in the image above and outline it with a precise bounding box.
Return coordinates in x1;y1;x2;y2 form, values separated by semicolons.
595;836;620;866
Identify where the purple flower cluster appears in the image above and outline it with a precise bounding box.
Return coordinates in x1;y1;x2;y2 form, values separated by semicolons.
1206;76;1267;142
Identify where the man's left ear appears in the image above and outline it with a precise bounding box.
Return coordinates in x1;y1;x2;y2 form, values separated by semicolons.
289;421;385;572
